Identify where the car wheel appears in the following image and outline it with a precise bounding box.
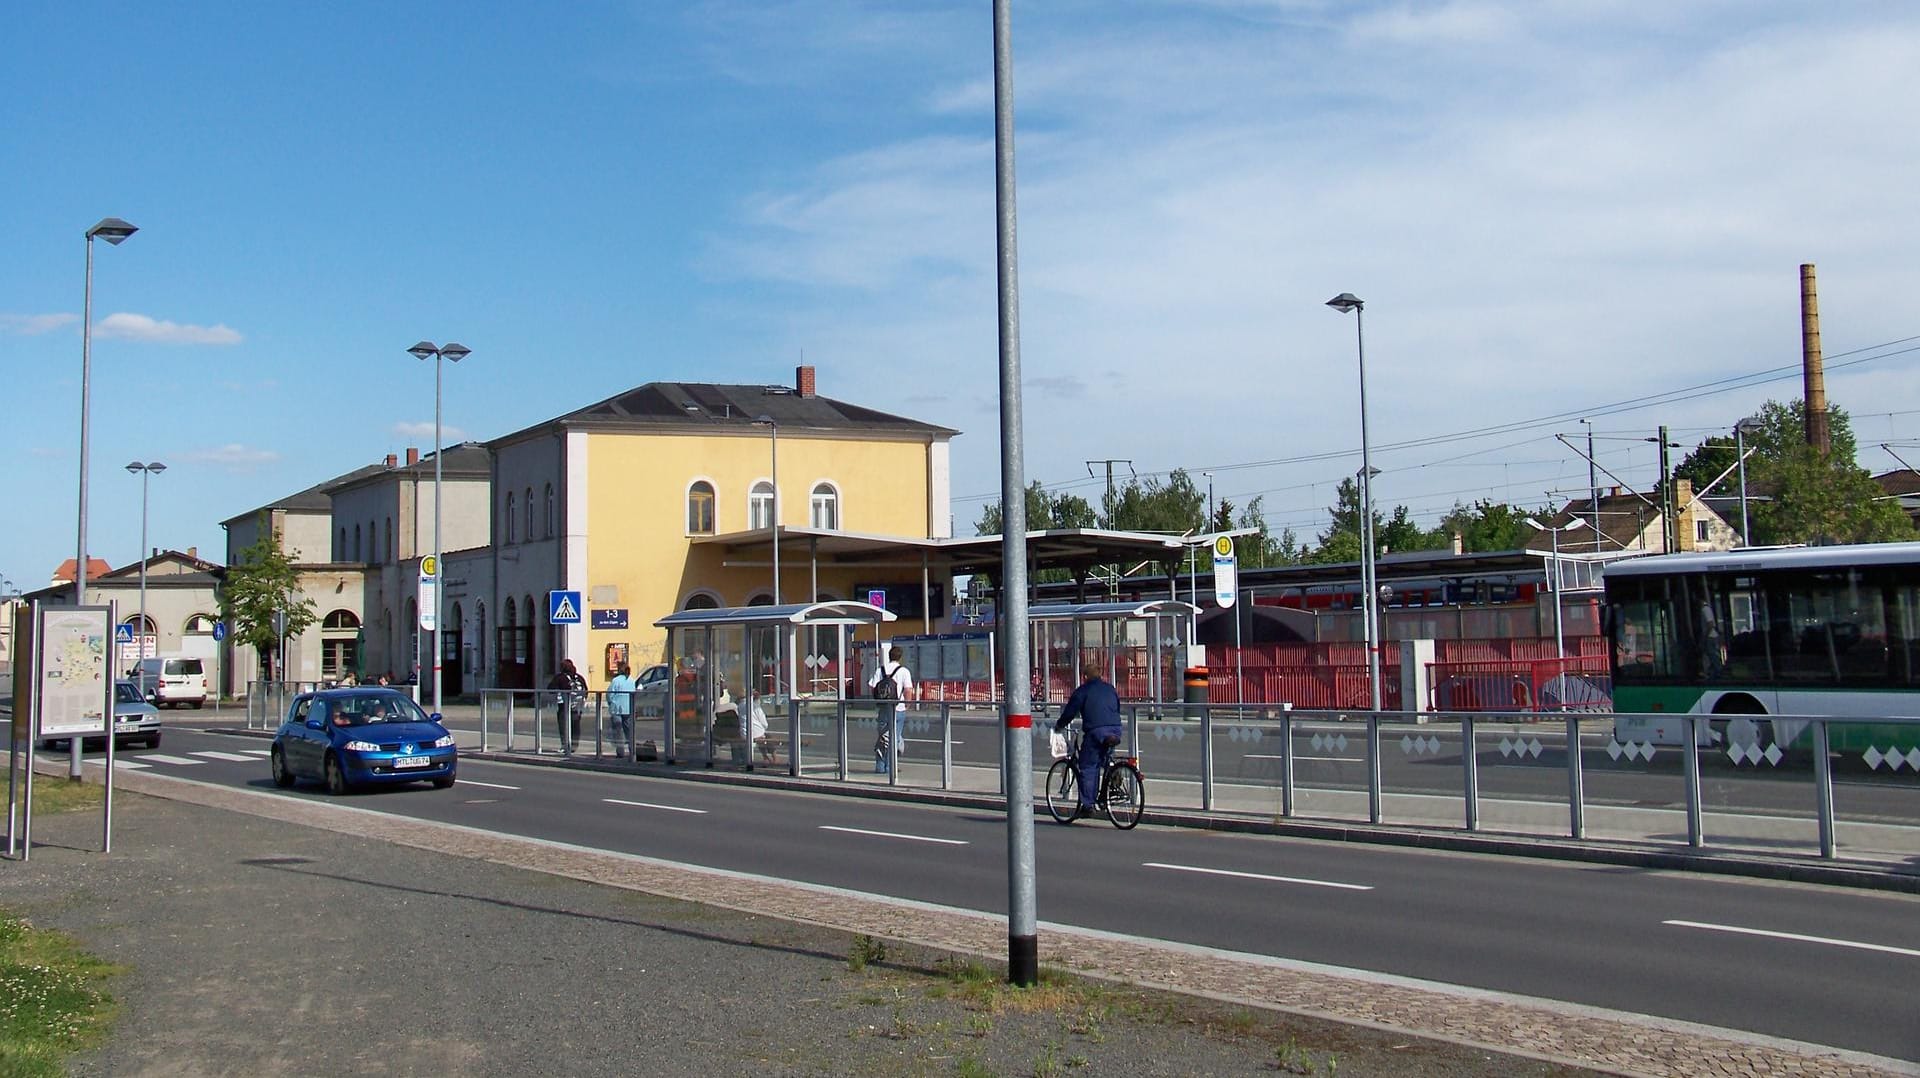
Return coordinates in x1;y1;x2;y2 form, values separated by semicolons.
431;773;456;789
270;747;296;789
190;701;204;710
146;733;162;749
323;753;351;796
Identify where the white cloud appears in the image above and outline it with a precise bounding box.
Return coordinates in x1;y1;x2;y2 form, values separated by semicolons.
183;444;280;471
95;313;243;345
393;421;468;442
704;3;1920;527
0;313;79;335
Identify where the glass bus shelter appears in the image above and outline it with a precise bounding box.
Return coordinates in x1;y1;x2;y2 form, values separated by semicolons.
1028;600;1198;706
653;600;895;775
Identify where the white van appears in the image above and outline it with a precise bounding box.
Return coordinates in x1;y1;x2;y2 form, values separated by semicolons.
133;656;208;709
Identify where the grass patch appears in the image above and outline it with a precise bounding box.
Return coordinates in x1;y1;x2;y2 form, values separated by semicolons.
0;911;123;1076
23;779;104;815
847;934;888;972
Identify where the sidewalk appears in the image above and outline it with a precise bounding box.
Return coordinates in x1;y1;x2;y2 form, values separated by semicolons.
7;782;1595;1078
9;763;1917;1076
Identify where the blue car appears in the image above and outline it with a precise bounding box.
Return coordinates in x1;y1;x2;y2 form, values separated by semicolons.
270;688;457;794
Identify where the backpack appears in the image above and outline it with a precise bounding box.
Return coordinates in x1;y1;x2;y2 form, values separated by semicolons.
873;664;900;702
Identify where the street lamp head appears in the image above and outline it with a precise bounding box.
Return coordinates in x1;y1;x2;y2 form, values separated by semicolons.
1736;416;1764;437
1326;292;1364;314
407;341;439;361
1565;517;1587;531
125;460;143;474
87;217;138;245
438;342;470;363
1523;517;1543;530
753;414;777;428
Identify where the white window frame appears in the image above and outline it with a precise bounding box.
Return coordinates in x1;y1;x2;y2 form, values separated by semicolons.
810;481;840;530
687;479;717;535
748;480;775;531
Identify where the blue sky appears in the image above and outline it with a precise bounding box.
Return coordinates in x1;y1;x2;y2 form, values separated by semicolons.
7;1;1920;587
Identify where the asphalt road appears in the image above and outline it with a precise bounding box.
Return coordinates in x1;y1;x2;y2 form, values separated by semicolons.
34;723;1920;1063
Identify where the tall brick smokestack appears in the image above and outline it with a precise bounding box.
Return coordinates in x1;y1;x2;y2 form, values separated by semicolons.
1801;263;1829;454
796;364;816;399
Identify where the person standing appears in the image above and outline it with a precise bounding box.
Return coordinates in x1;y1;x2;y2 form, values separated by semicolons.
548;658;587;756
606;662;636;760
1053;663;1124;819
867;645;914;774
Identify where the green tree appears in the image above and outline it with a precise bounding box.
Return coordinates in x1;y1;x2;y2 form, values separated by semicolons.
1675;400;1914;545
220;513;317;680
1435;499;1532;552
1103;470;1207;578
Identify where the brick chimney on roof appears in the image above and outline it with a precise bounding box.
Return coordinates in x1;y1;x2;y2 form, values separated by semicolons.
796;364;816;399
406;447;420;466
386;453;398;468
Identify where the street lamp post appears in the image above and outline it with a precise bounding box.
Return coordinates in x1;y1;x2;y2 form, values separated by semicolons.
76;217;138;612
1524;516;1588;664
1735;416;1762;547
407;341;470;719
1327;293;1381;711
125;461;166;669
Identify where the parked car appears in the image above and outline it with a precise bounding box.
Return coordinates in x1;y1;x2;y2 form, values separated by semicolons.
132;656;208;709
633;663;672;717
270;688;456;794
40;680;162;751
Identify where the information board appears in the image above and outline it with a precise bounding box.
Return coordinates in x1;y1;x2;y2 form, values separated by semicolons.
36;605;112;738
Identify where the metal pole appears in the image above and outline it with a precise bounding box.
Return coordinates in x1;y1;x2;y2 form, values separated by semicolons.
770;421;780;604
1366;712;1381;824
432;352;442;718
1584;419;1600;552
138;467;150;671
1566;714;1585;839
1736;425;1751;547
1551;526;1564;664
1812;719;1835;859
1354;307;1382;713
72;233;96;784
1683;715;1703;847
1462;715;1479;830
993;0;1039;989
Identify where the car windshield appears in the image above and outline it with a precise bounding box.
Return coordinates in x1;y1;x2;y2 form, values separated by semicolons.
326;693;428;726
114;682;143;704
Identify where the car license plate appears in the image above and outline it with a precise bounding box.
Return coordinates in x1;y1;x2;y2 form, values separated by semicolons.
393;756;431;769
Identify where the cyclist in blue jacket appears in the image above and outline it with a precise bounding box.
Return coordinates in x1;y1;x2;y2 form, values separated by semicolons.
1053;663;1124;819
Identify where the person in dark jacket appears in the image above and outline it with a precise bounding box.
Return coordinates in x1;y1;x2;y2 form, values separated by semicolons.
548;659;587;756
1053;663;1123;817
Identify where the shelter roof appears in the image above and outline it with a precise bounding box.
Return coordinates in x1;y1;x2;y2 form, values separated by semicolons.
654;600;896;629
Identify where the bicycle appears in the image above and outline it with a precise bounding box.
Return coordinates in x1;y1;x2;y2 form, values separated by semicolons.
1044;725;1145;829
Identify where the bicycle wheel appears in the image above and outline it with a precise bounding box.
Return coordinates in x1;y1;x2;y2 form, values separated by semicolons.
1102;760;1145;830
1045;759;1079;824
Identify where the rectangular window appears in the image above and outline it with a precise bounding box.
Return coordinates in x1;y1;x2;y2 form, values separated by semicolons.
1694;519;1711;544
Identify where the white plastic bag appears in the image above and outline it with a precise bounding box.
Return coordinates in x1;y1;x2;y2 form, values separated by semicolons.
1048;730;1069;760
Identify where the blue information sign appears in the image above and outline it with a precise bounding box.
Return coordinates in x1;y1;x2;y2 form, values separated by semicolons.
590;608;629;630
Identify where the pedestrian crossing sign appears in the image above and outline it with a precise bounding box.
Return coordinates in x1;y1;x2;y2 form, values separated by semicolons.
548;590;583;624
115;623;136;644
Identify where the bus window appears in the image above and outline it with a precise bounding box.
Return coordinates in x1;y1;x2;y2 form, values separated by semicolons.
1723;584;1771;682
1610;597;1678;681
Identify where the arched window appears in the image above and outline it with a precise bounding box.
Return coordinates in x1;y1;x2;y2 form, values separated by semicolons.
352;524;362;562
524;487;535;540
749;480;775;530
122;613;156;633
687;481;716;534
321;609;361;680
184;613;217;635
810;482;840;530
322;609;361;630
505;492;517;543
337;527;346;561
504;596;517;626
683;592;721;611
385;517;393;562
544;483;555;540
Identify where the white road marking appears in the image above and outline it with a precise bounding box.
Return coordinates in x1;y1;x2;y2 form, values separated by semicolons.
238;749;273;757
1244;754;1364;762
604;798;707;814
112;759;152;770
138;753;206;766
458;778;521;791
1663;919;1920;959
819;825;967;846
1145;862;1373;891
190;750;259;762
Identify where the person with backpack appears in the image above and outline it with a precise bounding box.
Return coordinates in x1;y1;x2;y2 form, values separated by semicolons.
868;644;914;774
548;658;588;756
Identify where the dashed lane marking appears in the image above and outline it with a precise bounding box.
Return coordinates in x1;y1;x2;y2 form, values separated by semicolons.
1663;919;1920;959
458;779;521;791
190;751;260;762
819;825;967;846
1145;861;1374;891
134;753;205;766
604;798;707;814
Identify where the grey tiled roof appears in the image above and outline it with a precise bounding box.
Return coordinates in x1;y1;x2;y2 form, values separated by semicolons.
491;381;957;446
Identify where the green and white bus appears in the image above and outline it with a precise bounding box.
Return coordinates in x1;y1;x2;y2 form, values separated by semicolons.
1605;542;1920;754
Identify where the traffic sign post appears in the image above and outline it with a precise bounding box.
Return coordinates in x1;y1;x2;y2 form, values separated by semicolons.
1212;535;1237;608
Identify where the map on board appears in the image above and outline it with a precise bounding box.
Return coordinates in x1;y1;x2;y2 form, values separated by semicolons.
37;607;110;738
